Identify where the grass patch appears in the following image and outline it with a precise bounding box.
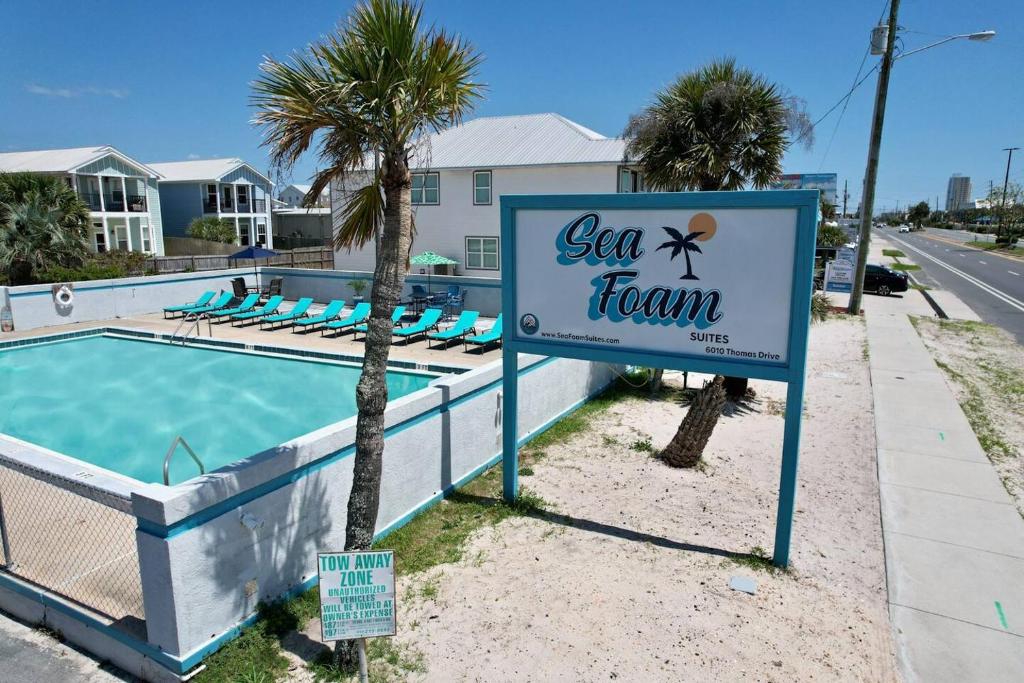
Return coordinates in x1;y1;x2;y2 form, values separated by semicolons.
934;360;1015;462
910;282;930;291
629;437;654;453
882;248;905;257
519;465;535;476
728;545;787;575
889;262;920;271
967;241;1024;255
308;638;427;682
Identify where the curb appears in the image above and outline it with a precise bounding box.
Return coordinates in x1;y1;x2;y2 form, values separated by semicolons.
908;272;948;319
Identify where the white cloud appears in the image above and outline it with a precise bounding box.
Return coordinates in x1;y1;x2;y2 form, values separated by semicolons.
187;153;201;160
26;83;128;99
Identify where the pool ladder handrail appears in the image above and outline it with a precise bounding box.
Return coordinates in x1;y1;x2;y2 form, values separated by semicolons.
163;435;205;486
171;312;212;345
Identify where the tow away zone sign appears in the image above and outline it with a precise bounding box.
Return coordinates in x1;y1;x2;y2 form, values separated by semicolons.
317;550;396;641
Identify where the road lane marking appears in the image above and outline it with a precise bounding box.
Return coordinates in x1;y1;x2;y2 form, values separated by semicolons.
979;260;987;265
1010;271;1020;277
887;234;1024;314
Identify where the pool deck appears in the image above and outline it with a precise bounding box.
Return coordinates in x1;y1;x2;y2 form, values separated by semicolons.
0;305;501;370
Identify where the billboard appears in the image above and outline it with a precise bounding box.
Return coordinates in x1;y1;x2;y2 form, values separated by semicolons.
771;173;838;206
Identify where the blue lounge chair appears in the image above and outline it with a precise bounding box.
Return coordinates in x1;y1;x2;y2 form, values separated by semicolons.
208;293;260;320
260;297;313;330
322;302;371;336
426;310;479;349
464;314;502;352
353;306;406;341
230;295;285;325
163;291;215;318
392;308;443;344
291;300;345;333
182;292;236;316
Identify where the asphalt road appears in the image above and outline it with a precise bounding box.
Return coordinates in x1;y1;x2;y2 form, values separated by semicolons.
876;228;1024;344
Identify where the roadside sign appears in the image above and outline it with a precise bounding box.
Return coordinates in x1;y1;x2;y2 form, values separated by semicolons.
825;259;854;293
317;550;396;641
836;246;856;264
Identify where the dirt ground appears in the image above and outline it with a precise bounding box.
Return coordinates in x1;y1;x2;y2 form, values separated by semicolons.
346;315;898;682
913;317;1024;518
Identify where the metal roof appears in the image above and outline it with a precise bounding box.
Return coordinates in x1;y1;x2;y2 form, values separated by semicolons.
0;145;162;177
146;158;272;184
406;113;627;170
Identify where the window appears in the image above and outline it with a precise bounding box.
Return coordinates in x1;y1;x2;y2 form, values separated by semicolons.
115;225;129;251
411;172;439;205
140;218;151;252
256;222;267;246
473;170;491;205
222;185;233;210
618;167;642;193
206;184;218;211
93;222;106;253
466;236;499;270
237;185;248;205
239;222;250;246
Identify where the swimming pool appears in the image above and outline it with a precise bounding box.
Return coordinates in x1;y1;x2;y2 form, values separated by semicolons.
0;333;436;484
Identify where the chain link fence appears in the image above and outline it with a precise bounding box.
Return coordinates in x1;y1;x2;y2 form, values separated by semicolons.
0;458;144;623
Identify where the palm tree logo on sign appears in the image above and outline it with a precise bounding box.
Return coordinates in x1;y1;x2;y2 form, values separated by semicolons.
656;212;717;280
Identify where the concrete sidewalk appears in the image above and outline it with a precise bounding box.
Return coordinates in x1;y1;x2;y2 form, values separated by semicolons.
865;292;1024;681
0;610;131;682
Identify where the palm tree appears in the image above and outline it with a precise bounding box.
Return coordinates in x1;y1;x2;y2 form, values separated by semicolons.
0;172;90;285
657;226;704;280
252;0;481;628
624;58;811;464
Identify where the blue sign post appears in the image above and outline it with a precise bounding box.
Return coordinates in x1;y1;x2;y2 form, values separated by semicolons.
500;190;819;568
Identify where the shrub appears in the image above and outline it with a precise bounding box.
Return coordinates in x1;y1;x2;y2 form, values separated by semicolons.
811;291;831;323
36;250;151;283
187;216;237;243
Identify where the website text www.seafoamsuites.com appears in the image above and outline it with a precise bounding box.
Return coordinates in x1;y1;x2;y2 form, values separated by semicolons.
540;330;621;345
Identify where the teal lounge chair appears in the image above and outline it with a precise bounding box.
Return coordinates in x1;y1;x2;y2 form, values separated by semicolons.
208;293;260;320
163;291;215;318
322;302;371;336
392;308;443;344
352;306;406;341
426;310;479;349
291;300;345;333
231;295;284;325
464;314;502;352
183;292;236;316
260;297;313;330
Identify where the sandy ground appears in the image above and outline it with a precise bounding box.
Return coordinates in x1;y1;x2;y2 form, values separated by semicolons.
303;315;897;682
913;317;1024;518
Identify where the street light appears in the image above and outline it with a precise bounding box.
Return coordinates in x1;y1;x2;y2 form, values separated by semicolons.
848;0;996;315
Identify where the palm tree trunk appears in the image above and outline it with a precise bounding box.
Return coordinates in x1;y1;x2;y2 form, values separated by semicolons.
345;156;412;551
336;156;412;670
660;375;726;468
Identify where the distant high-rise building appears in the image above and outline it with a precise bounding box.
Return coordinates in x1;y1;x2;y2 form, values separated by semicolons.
946;174;972;211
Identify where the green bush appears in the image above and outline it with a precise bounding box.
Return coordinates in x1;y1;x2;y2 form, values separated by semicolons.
36;250;151;283
187;216;237;243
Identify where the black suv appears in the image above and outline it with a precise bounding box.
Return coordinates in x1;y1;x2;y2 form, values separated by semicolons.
865;264;909;296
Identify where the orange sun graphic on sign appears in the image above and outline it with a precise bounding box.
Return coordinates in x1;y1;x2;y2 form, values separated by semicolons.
689;212;717;241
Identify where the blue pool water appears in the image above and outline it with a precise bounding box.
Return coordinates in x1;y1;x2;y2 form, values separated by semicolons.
0;335;435;484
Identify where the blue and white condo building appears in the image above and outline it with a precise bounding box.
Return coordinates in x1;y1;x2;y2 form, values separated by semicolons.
0;146;165;255
148;158;274;248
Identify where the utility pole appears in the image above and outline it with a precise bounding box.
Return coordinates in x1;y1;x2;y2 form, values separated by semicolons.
997;147;1019;237
843;179;849;217
850;0;900;314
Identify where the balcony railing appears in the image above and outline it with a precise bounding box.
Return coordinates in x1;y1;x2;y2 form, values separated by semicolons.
203;199;218;213
127;194;147;212
104;194;125;212
79;191;103;211
220;199;234;211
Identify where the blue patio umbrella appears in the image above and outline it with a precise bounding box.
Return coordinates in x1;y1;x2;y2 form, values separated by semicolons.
230;245;279;290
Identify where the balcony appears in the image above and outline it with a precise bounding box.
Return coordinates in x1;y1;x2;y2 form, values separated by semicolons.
79;191;103;211
203;199;218;213
104;193;125;212
127;194;147;212
220;199;234;212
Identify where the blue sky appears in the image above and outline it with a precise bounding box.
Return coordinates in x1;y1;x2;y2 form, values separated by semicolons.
1;0;1019;212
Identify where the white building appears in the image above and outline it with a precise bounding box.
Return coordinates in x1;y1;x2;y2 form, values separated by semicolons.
946;174;972;211
0;145;165;255
148;158;274;248
331;113;638;277
279;183;330;208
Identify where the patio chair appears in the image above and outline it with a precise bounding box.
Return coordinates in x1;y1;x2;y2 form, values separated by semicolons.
464;314;502;352
230;277;248;298
392;308;443;344
163;291;215;318
352;306;406;341
230;295;285;326
407;284;429;314
207;293;261;320
291;300;345;333
426;310;479;349
260;297;313;330
322;302;371;336
181;292;236;316
445;285;465;318
260;277;283;299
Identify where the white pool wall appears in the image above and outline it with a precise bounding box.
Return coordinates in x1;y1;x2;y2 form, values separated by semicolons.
131;353;615;668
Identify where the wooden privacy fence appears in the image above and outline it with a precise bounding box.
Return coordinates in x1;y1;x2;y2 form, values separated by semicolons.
148;247;334;274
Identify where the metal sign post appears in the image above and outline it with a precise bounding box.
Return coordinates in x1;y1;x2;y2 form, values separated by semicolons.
500;190;819;567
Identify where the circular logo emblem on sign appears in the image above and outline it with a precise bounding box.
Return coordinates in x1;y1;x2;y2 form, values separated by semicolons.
519;313;539;335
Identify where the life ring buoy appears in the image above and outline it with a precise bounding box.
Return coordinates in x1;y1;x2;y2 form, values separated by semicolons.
55;285;74;307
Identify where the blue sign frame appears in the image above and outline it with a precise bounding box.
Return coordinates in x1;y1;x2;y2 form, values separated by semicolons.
500;190;819;567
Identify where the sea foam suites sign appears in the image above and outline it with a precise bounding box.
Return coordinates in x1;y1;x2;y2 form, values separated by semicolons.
512;206;801;364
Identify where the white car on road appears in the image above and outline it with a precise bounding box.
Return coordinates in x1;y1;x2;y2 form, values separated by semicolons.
898;225;911;233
